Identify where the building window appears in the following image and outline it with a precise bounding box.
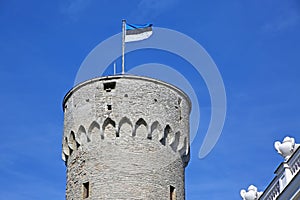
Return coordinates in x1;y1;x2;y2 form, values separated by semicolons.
103;82;116;92
83;182;89;199
107;104;112;110
170;185;176;200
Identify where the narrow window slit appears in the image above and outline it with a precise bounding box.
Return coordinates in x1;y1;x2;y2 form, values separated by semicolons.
178;98;182;105
83;182;89;199
170;185;176;200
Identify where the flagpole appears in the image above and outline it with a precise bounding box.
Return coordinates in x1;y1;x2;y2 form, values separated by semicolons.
113;62;116;75
122;19;126;75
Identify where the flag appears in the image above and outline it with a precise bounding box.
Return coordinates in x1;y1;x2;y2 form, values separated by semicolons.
125;23;153;42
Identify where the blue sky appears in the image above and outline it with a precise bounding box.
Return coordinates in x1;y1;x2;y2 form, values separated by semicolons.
1;0;300;199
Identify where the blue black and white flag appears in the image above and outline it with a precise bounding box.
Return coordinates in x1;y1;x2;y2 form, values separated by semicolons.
125;23;153;42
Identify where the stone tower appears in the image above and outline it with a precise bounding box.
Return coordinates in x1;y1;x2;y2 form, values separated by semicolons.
62;75;191;199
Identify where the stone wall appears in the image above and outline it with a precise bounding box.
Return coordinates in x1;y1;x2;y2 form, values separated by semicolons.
62;75;191;200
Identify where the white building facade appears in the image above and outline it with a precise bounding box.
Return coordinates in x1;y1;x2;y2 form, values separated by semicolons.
241;137;300;200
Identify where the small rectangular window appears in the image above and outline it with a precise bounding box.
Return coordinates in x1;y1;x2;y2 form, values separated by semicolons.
107;104;112;110
83;182;89;199
170;185;176;200
103;82;116;92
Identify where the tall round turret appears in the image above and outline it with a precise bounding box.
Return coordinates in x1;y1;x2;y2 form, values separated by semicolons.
62;75;191;199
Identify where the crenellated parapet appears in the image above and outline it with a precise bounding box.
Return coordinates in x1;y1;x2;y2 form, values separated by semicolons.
62;116;189;165
62;75;191;164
